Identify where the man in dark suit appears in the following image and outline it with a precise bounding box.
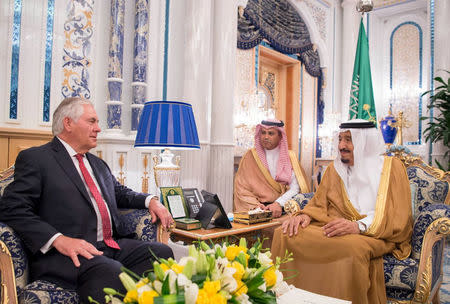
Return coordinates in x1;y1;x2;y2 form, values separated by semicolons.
0;97;175;303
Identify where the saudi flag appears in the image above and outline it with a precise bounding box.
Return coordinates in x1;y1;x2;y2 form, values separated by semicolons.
349;18;377;124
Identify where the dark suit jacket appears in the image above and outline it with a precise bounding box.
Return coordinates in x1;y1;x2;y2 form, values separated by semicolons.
0;137;148;288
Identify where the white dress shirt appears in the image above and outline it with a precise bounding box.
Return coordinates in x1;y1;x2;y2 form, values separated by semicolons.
265;147;300;207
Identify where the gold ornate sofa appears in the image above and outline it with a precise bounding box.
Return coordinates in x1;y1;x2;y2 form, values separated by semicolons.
0;165;169;304
291;149;450;304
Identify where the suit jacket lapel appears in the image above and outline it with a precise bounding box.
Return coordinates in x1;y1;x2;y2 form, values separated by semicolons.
51;137;92;204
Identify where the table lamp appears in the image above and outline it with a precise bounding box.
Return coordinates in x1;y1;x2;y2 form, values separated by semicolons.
134;101;200;188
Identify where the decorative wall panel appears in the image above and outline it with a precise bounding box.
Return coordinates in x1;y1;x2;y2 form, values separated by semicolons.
9;0;22;120
131;0;149;131
390;23;422;144
42;0;55;122
106;0;125;130
304;0;328;41
62;0;94;99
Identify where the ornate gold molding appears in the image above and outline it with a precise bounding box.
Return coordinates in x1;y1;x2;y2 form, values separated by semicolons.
141;154;149;193
117;153;126;185
412;255;432;303
0;240;18;304
412;218;450;304
0;166;14;180
387;299;412;304
390;149;450;183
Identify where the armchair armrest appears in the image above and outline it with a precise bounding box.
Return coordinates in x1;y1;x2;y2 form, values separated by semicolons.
118;209;170;244
411;204;450;260
0;221;29;304
290;192;314;210
0;240;18;304
410;204;450;303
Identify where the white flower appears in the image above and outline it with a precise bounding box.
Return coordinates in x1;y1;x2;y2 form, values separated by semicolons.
211;257;238;292
184;283;199;304
179;256;197;275
258;282;267;292
235;293;252;304
275;269;284;285
258;251;273;267
272;270;290;297
110;296;124;304
272;281;291;297
167;270;177;294
137;284;152;296
177;273;191;287
179;256;195;266
153;280;162;294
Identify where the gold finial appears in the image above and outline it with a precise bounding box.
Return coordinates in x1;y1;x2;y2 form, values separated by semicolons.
142;154;149;193
96;151;103;159
118;154;126;185
363;104;376;124
395;111;412;146
238;6;244;18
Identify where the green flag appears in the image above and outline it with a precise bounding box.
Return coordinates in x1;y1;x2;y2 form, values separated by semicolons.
349;18;376;124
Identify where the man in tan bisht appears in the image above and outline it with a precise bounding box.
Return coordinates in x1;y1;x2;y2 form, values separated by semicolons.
271;119;412;304
234;119;309;218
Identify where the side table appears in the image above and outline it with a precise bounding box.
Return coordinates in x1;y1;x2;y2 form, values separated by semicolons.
170;220;282;247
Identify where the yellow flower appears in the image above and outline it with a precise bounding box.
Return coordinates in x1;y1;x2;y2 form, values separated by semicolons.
124;289;138;303
171;263;184;274
211;292;227;304
195;281;226;304
136;278;149;288
203;280;221;295
160;263;170;272
196;289;208;304
231;261;245;281
138;290;159;304
225;245;247;261
234;280;248;297
263;267;277;287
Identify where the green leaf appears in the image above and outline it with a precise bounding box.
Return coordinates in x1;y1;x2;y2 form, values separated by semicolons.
154;262;166;282
247;289;277;304
153;293;185;304
161;275;171;295
191;273;207;288
182;259;194;279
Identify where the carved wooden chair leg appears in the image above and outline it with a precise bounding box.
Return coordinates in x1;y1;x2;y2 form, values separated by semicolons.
432;289;440;304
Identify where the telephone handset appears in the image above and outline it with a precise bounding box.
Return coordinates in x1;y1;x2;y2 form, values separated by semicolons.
182;188;204;218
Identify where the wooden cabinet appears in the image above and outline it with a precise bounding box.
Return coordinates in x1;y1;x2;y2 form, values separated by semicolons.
0;128;53;170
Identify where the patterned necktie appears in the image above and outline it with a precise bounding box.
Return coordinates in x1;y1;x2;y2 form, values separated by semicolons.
75;154;120;249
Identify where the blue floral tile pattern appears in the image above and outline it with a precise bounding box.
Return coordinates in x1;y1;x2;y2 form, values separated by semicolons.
62;0;93;99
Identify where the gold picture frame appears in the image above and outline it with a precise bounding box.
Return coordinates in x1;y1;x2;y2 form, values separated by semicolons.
160;186;188;219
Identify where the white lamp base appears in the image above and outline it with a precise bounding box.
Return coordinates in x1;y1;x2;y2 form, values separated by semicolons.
153;149;181;188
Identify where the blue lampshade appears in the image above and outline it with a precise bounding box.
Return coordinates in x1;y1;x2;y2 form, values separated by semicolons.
134;101;200;149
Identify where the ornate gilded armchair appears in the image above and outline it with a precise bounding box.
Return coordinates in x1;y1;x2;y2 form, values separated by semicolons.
291;151;450;304
0;166;169;304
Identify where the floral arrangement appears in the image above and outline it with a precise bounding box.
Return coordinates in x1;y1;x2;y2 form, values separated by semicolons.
90;238;292;304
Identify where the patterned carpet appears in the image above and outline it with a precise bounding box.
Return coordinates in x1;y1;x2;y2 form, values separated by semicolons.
441;244;450;303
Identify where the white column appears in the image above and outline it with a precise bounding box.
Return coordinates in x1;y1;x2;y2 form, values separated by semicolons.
179;0;213;191
207;0;240;212
431;0;450;167
340;0;361;121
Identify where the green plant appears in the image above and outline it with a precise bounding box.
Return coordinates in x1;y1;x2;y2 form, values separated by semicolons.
421;70;450;171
